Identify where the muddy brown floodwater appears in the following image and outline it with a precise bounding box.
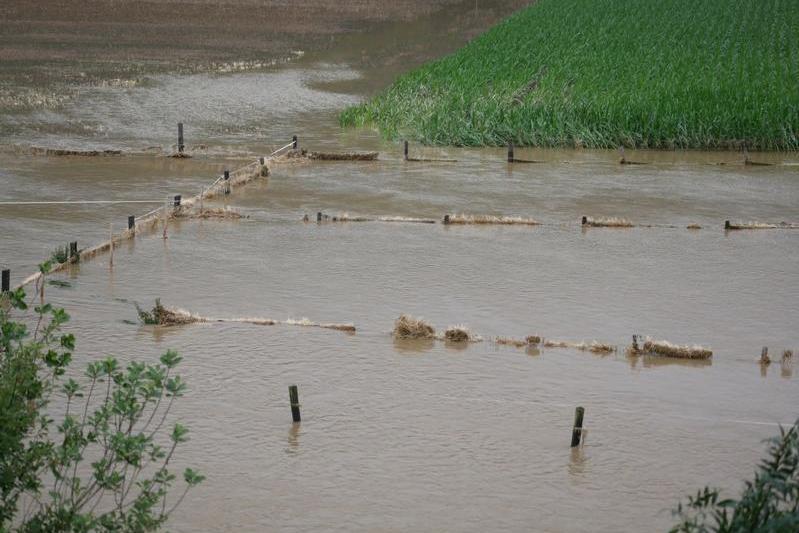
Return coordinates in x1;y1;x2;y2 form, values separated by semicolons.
1;0;798;531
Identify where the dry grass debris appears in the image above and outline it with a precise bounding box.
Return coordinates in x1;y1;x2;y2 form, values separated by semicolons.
525;335;542;345
544;339;615;353
392;314;436;340
495;337;528;348
725;221;798;230
443;214;539;225
443;325;479;343
630;337;713;359
175;207;245;220
136;299;203;326
581;216;634;228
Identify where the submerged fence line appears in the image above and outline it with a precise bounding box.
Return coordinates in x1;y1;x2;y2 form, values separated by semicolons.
10;138;301;291
309;211;799;232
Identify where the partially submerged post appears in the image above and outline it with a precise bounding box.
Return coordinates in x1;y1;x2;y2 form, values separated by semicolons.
760;346;770;365
109;223;114;267
224;170;230;195
128;215;135;232
443;214;451;225
508;142;514;163
289;385;301;423
69;241;78;262
1;269;9;293
631;334;640;353
581;216;588;226
178;123;184;154
173;195;181;208
571;406;585;447
403;140;409;161
724;220;731;230
292;135;298;150
316;211;322;223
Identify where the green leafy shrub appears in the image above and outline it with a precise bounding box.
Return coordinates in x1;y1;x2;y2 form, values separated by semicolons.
671;420;799;532
1;288;203;531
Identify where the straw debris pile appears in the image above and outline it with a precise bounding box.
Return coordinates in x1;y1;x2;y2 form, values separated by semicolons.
631;337;713;359
393;314;436;339
444;214;539;226
582;216;634;228
136;299;202;326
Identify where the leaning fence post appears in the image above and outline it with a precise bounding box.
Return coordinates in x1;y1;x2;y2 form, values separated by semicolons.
508;142;514;163
178;123;184;154
1;269;9;293
292;135;298;150
289;385;301;422
571;406;585;447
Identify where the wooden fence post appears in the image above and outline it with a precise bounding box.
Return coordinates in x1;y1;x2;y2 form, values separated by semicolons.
178;123;184;154
571;406;585;447
1;269;9;293
289;385;301;422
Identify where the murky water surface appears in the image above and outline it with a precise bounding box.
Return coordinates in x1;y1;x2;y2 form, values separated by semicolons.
1;1;798;531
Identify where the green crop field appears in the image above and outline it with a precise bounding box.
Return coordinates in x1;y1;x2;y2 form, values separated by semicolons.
341;0;799;150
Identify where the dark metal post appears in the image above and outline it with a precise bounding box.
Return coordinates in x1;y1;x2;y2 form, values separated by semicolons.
178;123;184;153
289;385;301;422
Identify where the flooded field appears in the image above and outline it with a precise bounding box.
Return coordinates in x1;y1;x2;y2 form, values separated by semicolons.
1;0;798;531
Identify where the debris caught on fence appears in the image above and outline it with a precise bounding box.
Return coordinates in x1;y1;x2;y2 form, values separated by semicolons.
443;214;540;226
393;314;436;340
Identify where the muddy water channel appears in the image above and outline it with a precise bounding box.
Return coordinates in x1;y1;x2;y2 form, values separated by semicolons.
2;2;799;531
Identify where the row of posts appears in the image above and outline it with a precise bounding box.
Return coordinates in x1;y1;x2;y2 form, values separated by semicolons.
284;384;585;447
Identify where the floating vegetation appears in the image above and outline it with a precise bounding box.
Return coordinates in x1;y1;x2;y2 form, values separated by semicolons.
135;299;202;326
687;224;702;230
724;221;799;230
495;337;528;348
544;339;615;353
47;280;72;288
316;212;371;222
495;335;542;348
175;207;246;220
442;325;480;343
306;151;379;161
444;214;540;226
283;317;356;332
377;216;437;224
30;147;122;157
631;337;713;359
581;216;634;228
393;314;436;340
50;245;70;264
